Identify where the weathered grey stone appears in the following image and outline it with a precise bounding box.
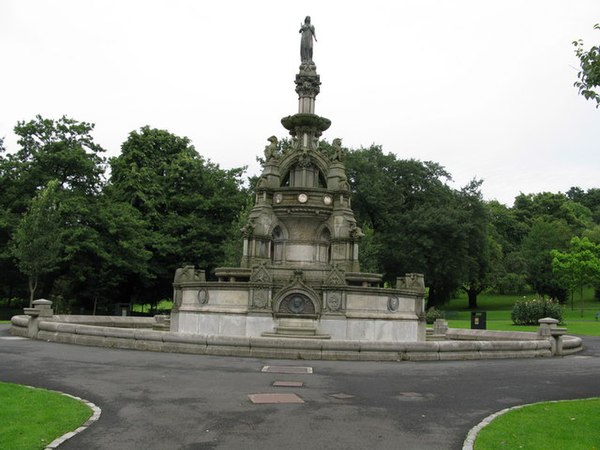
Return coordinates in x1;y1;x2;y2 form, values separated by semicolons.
161;341;207;354
134;329;165;342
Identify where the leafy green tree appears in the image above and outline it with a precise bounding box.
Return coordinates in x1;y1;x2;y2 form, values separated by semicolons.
344;145;488;306
109;126;247;304
552;237;600;317
10;180;63;306
458;181;495;309
522;219;572;301
486;200;529;294
573;24;600;107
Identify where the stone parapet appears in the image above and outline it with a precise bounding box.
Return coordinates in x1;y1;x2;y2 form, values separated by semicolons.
10;316;578;361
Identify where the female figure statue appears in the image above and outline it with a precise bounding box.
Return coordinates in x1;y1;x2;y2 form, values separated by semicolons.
299;16;317;63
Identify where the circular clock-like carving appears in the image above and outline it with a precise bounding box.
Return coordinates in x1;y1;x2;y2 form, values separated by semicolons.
323;194;333;205
297;193;308;203
274;193;283;204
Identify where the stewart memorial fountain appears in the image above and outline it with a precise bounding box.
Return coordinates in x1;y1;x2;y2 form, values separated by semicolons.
170;15;426;342
11;17;581;360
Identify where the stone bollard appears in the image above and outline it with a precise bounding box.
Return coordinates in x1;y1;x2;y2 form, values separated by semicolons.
538;317;566;356
433;318;448;336
23;299;54;338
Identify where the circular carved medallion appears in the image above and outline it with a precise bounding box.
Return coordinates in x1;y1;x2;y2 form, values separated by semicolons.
327;293;341;311
198;288;209;305
297;193;308;203
274;193;283;204
388;296;399;312
323;194;333;206
289;294;307;313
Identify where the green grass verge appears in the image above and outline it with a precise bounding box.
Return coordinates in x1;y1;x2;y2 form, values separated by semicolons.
441;291;600;336
0;382;92;450
474;398;600;450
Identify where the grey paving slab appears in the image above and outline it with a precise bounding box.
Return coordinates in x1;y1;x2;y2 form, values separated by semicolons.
1;324;600;450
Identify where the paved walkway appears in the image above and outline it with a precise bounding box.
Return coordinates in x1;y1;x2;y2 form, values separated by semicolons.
1;324;599;450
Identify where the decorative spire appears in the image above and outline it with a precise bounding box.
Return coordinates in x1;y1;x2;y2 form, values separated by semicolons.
281;16;329;148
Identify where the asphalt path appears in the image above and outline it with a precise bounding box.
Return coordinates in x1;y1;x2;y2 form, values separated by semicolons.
1;324;599;450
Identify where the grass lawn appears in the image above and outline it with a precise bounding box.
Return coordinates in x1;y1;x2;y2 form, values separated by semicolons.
441;291;600;336
0;382;92;450
474;398;600;450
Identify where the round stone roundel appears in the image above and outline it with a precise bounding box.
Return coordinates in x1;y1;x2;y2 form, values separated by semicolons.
297;193;308;203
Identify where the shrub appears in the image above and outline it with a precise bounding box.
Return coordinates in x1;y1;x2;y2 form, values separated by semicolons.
425;307;445;324
511;298;563;325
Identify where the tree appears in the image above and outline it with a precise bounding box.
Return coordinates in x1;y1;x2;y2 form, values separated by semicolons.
458;181;495;309
109;126;247;304
573;24;600;107
522;219;572;301
552;237;600;317
344;145;487;307
10;180;63;306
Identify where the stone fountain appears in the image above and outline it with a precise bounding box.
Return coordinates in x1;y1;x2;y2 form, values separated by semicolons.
170;17;426;342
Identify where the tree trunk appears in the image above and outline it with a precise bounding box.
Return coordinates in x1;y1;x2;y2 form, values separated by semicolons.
467;288;478;310
28;275;38;308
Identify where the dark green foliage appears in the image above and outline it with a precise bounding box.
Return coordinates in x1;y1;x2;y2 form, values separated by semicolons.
521;219;572;301
511;298;563;325
425;307;445;324
573;24;600;107
108;126;247;303
344;145;489;306
10;180;63;306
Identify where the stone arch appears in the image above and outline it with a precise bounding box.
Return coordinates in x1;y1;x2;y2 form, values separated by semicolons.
316;224;332;264
273;284;321;318
270;222;288;263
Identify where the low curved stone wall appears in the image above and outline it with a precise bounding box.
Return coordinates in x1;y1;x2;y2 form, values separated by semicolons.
10;314;583;361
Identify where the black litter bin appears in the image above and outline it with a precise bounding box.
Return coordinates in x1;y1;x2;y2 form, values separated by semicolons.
471;311;486;330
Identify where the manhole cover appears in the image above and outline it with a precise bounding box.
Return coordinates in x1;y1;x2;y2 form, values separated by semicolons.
248;393;305;404
261;366;313;374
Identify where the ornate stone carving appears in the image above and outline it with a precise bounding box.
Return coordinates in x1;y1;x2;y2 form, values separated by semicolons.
264;136;278;162
198;288;209;305
250;263;272;284
252;290;269;309
296;150;312;168
240;219;255;238
326;292;342;311
332;138;345;161
349;223;364;240
324;265;346;286
174;266;205;283
280;293;315;315
295;74;321;97
396;273;425;293
388;296;399;312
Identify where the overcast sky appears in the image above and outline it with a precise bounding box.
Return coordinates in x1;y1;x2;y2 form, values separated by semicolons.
1;0;599;205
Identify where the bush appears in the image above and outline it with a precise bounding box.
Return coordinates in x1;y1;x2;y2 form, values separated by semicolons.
425;307;445;324
511;298;563;325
